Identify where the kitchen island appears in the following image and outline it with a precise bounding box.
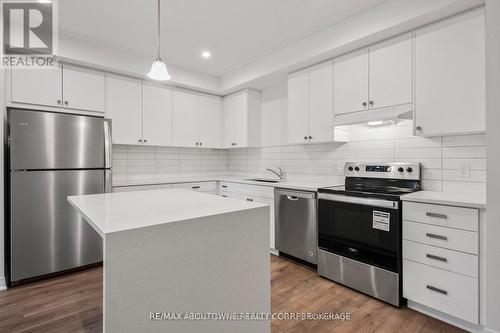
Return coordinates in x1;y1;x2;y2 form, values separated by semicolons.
68;189;270;333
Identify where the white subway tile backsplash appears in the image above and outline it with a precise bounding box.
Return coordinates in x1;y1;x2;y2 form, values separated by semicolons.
113;131;486;195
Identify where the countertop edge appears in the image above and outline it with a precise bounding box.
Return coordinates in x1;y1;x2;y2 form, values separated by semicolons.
401;195;486;210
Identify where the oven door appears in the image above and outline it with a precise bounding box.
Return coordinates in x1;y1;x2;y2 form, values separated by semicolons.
318;193;401;272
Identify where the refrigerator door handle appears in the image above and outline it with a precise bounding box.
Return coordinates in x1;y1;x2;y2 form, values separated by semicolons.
104;119;112;169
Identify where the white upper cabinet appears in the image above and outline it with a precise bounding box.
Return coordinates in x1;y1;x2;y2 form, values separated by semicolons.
415;9;485;136
287;69;309;144
333;50;369;115
62;65;106;112
369;36;412;109
142;83;173;146
309;61;333;143
287;61;336;144
11;66;63;107
172;89;199;147
223;90;261;148
198;94;222;148
106;74;142;145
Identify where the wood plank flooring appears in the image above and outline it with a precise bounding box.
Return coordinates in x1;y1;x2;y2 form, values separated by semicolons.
0;255;466;333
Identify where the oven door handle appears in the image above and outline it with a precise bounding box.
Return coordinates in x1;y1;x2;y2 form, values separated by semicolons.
318;193;399;209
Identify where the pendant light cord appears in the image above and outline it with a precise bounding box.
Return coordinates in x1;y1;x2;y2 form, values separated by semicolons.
157;0;161;59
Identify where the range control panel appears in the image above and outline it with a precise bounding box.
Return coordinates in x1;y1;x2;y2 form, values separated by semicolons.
344;162;421;180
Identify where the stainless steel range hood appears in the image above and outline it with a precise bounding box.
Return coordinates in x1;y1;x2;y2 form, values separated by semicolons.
334;104;413;126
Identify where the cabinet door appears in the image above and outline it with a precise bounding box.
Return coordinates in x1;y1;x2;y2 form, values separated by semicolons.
223;93;247;148
415;10;485;136
369;36;412;109
198;94;222;148
333;49;369;115
142;83;173;146
106;75;142;145
11;66;62;107
62;65;105;112
309;61;333;143
287;69;309;144
172;89;198;147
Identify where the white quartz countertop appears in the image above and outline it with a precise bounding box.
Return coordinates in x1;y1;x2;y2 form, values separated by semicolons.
113;175;339;192
401;190;486;209
68;188;267;237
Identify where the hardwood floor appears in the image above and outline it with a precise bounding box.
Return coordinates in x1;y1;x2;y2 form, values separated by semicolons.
0;255;466;333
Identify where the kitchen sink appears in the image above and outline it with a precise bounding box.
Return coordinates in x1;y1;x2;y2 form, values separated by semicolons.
245;178;283;183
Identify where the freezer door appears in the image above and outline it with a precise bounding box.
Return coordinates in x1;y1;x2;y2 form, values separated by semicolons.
10;170;104;282
9;109;105;169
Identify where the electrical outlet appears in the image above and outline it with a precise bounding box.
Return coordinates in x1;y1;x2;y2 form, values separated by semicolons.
459;164;470;178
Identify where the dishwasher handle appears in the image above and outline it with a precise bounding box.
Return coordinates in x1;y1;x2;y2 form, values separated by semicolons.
275;188;316;199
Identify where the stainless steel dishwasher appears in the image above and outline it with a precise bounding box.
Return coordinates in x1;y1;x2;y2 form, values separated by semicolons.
275;188;317;264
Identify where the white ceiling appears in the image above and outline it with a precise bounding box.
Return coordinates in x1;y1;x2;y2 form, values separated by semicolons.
59;0;386;77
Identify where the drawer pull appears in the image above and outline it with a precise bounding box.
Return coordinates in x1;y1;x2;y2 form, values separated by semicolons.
426;212;448;219
426;233;447;241
221;185;228;188
192;186;201;189
426;254;448;262
426;285;448;295
287;195;299;201
221;195;228;198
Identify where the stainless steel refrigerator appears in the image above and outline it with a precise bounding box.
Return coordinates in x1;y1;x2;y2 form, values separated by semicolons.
6;108;111;285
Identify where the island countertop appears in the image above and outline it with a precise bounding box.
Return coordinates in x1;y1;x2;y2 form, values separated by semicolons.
68;188;267;237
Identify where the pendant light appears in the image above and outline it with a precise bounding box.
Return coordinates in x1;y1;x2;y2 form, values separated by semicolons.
147;0;171;81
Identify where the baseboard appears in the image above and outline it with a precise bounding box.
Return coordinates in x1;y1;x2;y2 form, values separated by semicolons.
0;276;6;291
408;300;486;333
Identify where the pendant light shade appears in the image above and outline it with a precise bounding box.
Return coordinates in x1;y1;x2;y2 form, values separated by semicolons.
148;57;171;81
147;0;171;81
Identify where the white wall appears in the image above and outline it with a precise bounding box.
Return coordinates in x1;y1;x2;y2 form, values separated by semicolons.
261;84;287;147
485;1;500;332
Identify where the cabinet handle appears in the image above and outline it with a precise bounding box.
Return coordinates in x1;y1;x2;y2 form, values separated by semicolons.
304;136;308;140
138;139;143;143
362;102;367;107
426;285;448;295
143;139;147;143
369;100;374;106
192;186;200;189
221;195;228;198
426;254;448;262
221;185;228;188
426;212;447;219
196;142;199;146
246;198;253;202
57;100;61;105
287;195;299;201
199;142;202;146
64;101;69;106
426;233;447;241
416;126;423;131
308;136;312;140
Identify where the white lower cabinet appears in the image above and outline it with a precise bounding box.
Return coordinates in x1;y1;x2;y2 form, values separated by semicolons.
403;201;480;324
172;181;217;194
113;184;173;192
219;182;275;249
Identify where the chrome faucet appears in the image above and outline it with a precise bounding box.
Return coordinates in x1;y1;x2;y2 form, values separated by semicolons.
266;166;287;181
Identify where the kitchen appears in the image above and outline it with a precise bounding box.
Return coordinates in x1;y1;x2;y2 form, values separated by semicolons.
0;0;499;332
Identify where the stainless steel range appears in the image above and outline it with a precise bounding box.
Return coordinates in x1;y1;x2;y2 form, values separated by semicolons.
317;162;421;306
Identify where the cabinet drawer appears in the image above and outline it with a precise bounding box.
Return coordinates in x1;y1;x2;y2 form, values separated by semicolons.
219;182;274;198
113;184;172;192
172;181;217;192
403;259;478;324
403;240;478;277
403;221;478;254
403;202;478;231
